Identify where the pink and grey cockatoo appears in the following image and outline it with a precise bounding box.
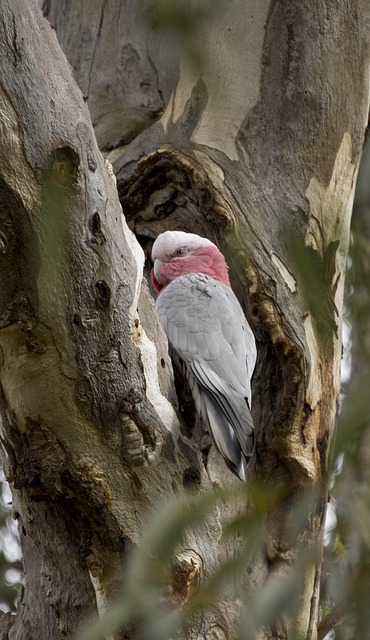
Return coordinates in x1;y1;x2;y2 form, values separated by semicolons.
151;230;257;480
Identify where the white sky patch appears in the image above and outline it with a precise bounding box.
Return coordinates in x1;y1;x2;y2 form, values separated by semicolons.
0;470;21;565
0;466;22;612
5;568;23;587
341;317;352;385
323;312;351;547
324;499;337;547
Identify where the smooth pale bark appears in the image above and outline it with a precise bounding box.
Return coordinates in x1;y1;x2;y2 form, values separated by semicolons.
2;0;370;639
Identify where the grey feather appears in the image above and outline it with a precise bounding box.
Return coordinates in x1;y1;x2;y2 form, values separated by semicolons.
184;367;245;480
157;272;257;480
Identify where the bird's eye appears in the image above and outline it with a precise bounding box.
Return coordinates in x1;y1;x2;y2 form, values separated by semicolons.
175;247;187;257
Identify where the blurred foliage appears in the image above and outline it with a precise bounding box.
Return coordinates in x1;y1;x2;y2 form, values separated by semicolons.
78;482;319;640
318;132;370;640
145;0;223;74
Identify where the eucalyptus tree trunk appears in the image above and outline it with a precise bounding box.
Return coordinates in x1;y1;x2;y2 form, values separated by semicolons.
0;1;369;639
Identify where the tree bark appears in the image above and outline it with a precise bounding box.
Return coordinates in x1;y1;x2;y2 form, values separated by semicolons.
0;2;224;638
110;3;370;635
2;1;370;639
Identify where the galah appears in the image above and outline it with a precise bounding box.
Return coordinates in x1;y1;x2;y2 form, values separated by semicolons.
151;230;256;480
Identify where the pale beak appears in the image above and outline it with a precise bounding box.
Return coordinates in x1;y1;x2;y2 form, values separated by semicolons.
153;258;163;283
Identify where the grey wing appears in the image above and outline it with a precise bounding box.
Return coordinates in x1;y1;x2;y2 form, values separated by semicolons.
156;273;256;472
186;369;246;480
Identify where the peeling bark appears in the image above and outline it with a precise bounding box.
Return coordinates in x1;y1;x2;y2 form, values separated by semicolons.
2;0;370;639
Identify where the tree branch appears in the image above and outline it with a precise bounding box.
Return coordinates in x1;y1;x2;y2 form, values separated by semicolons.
317;599;350;640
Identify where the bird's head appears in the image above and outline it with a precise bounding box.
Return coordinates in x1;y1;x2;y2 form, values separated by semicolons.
151;230;230;292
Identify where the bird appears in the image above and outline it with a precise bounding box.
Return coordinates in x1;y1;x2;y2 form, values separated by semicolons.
151;230;257;480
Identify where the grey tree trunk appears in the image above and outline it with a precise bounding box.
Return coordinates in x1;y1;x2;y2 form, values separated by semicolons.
1;1;370;639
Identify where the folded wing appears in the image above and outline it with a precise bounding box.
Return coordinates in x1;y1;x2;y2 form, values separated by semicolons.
156;272;256;480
